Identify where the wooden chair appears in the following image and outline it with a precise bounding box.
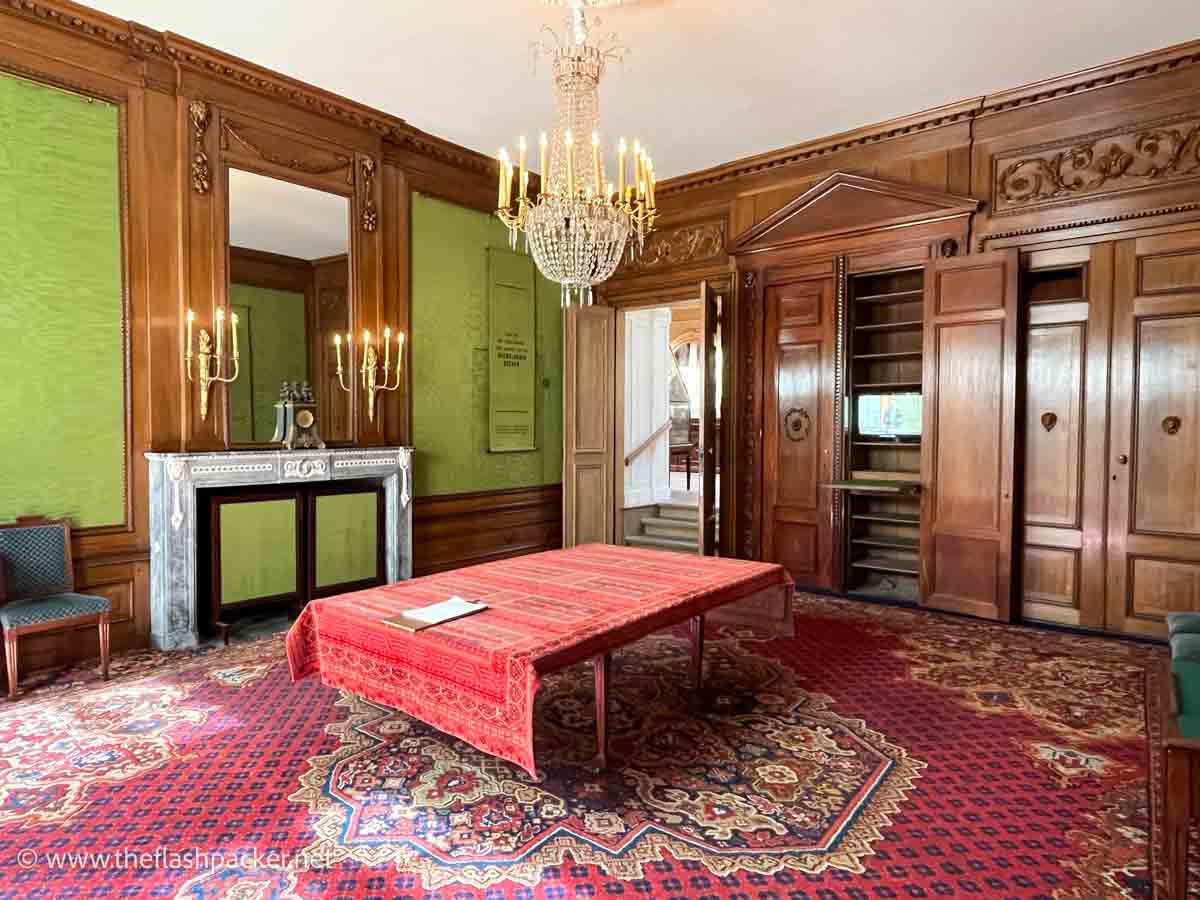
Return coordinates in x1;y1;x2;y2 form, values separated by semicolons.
0;517;110;700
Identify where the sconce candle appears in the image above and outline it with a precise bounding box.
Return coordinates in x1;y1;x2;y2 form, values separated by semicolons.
182;307;240;421
335;325;404;423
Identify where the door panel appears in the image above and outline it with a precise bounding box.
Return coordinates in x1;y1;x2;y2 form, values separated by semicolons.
1019;245;1111;630
564;305;615;547
921;249;1019;620
1024;324;1083;527
1108;231;1200;638
1132;315;1200;536
700;281;719;556
931;321;1003;530
762;275;836;590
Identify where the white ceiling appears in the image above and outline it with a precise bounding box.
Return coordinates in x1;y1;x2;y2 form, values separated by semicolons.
93;0;1200;178
228;168;349;259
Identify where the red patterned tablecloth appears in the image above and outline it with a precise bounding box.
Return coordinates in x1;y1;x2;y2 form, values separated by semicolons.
287;543;792;775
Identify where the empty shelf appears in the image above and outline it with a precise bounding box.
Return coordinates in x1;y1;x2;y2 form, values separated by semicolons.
851;536;920;550
854;320;923;333
851;512;920;525
850;555;920;576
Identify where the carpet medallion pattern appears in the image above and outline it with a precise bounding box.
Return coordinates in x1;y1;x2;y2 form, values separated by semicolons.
290;631;923;889
0;596;1179;899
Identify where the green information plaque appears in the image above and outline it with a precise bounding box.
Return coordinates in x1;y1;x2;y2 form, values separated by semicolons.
488;248;537;452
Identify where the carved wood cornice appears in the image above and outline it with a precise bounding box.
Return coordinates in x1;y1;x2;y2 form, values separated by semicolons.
979;38;1200;116
661;38;1200;200
660;99;982;198
977;201;1200;250
1;0;499;180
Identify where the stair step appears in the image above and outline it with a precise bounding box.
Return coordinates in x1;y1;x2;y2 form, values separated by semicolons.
625;534;698;553
642;517;698;538
657;503;700;522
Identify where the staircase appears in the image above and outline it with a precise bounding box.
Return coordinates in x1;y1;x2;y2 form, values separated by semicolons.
625;502;699;554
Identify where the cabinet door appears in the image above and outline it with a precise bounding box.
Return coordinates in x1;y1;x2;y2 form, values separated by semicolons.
699;280;720;556
1019;246;1112;629
762;275;836;590
564;305;616;547
1106;232;1200;638
921;250;1019;620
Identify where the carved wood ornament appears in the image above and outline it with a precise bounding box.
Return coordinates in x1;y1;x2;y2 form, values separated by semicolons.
221;120;352;178
621;221;725;273
188;100;211;194
994;114;1200;213
360;156;379;232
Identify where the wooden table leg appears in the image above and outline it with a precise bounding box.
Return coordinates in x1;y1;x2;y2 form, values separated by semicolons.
1165;746;1190;900
691;614;705;692
591;652;611;770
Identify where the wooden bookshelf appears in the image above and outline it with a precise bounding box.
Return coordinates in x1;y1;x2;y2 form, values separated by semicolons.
843;266;925;604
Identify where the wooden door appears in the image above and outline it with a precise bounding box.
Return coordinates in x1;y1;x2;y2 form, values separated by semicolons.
1107;232;1200;638
699;281;719;555
564;305;616;547
921;249;1019;620
762;275;836;589
1019;245;1112;629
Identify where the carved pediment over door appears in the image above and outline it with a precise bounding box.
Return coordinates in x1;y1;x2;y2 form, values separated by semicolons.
730;172;980;255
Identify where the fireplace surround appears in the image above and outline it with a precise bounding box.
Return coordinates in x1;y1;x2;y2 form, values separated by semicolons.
146;447;412;649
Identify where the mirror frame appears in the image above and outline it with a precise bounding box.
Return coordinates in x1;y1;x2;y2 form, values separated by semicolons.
183;100;389;451
221;163;354;448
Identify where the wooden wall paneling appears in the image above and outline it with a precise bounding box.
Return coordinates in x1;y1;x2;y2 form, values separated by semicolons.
973;46;1200;251
412;485;563;576
563;305;616;546
921;249;1020;620
1018;244;1112;628
762;274;837;589
1107;229;1200;637
382;162;411;446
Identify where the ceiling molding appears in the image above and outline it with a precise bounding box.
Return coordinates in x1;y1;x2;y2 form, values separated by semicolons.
979;37;1200;116
659;98;981;198
660;37;1200;199
1;0;500;178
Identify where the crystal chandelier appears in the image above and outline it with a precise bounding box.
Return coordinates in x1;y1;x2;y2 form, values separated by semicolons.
496;0;657;306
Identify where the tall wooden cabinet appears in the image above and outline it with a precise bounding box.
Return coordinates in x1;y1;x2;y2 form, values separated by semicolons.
1106;232;1200;637
920;250;1019;621
734;171;1200;639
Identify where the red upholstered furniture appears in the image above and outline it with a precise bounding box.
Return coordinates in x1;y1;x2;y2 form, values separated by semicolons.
287;543;793;776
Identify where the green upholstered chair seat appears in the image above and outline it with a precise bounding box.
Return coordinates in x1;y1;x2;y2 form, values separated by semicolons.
1171;633;1200;664
1175;659;1200;739
1168;612;1200;637
0;592;110;628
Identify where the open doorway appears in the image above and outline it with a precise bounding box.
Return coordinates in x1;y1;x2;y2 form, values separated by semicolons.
616;286;722;555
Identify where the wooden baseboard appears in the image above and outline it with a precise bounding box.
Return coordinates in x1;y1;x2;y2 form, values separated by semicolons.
412;484;563;577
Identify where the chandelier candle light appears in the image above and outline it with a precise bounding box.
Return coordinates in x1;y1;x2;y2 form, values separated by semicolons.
184;307;240;422
334;328;404;423
496;0;656;306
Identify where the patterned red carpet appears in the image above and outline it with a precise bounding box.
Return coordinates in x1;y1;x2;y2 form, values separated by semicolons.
0;595;1182;899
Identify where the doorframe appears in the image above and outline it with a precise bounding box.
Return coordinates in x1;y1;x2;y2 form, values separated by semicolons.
600;272;737;555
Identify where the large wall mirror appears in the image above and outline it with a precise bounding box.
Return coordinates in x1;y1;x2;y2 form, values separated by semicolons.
226;168;351;444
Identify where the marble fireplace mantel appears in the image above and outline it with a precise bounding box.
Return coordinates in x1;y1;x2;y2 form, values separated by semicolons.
146;447;413;650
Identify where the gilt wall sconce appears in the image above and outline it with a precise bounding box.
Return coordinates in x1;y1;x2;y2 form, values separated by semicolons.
335;328;404;423
184;307;240;421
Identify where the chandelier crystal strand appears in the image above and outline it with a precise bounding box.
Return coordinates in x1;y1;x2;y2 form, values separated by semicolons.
496;0;656;307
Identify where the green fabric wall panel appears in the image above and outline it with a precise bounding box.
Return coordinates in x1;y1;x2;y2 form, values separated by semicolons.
227;284;308;442
0;73;125;527
219;499;297;605
411;193;563;497
314;492;378;588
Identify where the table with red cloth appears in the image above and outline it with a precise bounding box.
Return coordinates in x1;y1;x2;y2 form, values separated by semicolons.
286;543;793;777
